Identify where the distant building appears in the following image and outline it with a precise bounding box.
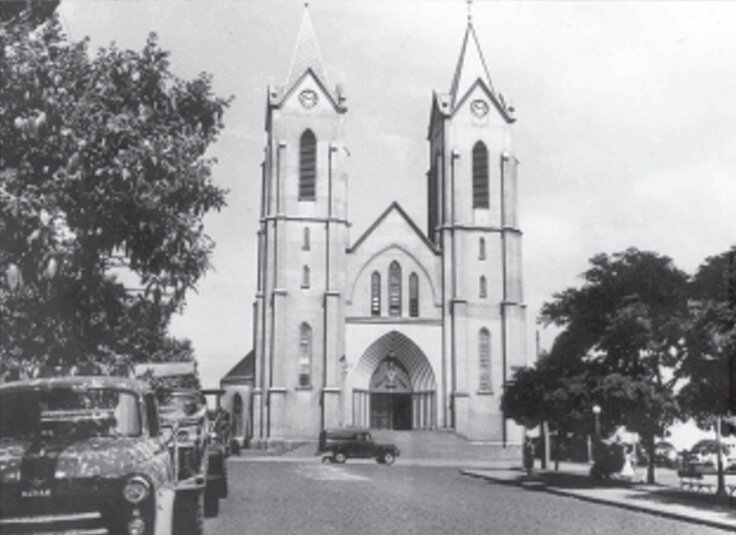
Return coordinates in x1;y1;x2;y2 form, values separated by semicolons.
230;6;528;444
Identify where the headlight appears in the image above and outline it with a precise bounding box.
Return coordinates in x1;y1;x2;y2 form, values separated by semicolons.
177;429;191;443
123;476;150;504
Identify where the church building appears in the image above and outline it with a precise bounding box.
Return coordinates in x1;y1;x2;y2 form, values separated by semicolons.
247;6;528;444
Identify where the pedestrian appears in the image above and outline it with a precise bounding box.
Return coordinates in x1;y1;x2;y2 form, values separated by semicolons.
523;436;535;475
620;444;635;480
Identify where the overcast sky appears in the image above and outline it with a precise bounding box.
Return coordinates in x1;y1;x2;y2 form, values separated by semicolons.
59;0;736;389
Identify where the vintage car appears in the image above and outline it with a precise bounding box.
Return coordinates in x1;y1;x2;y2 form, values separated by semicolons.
158;388;226;517
317;428;400;464
0;375;205;535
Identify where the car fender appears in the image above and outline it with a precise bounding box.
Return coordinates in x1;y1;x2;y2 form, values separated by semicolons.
154;485;176;535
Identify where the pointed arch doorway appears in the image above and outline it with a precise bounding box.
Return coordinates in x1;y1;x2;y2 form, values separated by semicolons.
352;331;436;430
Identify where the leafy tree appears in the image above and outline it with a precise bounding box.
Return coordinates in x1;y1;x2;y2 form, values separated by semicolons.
0;7;230;374
677;247;736;495
521;249;689;483
678;247;736;422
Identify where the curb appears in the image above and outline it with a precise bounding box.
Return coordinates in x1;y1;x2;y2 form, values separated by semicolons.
460;470;736;533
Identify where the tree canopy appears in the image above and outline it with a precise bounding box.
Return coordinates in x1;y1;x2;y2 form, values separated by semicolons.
678;247;736;425
1;7;231;375
504;248;692;482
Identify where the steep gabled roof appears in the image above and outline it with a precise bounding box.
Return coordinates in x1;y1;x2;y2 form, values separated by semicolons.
286;5;328;89
222;350;254;382
450;21;494;109
349;202;440;255
442;17;515;123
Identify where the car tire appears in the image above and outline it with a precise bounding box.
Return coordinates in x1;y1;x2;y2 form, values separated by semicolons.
204;490;219;518
174;489;204;535
382;452;395;465
334;452;347;464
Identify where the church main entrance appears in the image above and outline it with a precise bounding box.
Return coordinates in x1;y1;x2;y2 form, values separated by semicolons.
370;393;412;430
352;331;437;430
369;356;412;430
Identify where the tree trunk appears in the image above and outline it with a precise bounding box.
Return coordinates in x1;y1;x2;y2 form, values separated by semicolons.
645;433;656;484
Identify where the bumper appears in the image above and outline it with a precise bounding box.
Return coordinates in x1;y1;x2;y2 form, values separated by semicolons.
0;511;108;534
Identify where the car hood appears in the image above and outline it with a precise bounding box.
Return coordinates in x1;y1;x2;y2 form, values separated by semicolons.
0;436;157;483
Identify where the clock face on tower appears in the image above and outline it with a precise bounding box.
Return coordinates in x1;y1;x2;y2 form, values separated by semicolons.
470;99;489;118
299;89;318;109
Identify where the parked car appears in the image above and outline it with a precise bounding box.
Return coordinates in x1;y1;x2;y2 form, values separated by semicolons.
317;428;399;464
0;375;204;535
158;388;226;517
686;439;735;470
654;441;679;468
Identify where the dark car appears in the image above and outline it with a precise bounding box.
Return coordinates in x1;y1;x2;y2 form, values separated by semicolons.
317;428;399;464
0;376;197;535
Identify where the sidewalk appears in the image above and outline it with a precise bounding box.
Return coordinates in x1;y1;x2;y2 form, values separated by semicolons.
461;463;736;532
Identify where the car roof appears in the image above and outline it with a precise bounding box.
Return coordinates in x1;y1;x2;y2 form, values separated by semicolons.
0;375;150;394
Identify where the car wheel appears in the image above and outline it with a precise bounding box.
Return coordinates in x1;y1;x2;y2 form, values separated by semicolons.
382;452;395;465
174;489;204;535
334;452;347;464
204;490;219;518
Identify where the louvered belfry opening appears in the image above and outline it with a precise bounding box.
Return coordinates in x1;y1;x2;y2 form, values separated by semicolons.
299;129;317;200
472;141;489;208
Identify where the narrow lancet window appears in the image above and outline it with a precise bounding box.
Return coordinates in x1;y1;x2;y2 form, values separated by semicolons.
302;265;310;288
299;130;317;200
409;273;419;318
299;323;312;387
472;141;489;209
479;237;486;260
303;227;310;250
388;261;402;317
371;271;381;316
479;328;491;391
479;275;487;298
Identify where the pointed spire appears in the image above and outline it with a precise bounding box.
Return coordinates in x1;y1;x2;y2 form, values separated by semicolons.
286;3;327;89
449;15;494;108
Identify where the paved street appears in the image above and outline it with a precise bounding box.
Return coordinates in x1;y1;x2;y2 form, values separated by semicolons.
206;460;728;535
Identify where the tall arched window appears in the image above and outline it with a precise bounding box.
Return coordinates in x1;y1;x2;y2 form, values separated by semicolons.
472;141;489;209
299;323;312;387
388;261;402;317
299;130;317;200
479;328;491;391
371;271;381;316
303;227;310;250
479;237;486;260
409;273;419;318
302;265;310;288
479;275;487;298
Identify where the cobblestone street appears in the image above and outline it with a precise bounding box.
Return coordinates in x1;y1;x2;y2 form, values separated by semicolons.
207;460;729;535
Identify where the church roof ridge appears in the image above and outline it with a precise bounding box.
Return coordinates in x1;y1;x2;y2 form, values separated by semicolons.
349;201;440;255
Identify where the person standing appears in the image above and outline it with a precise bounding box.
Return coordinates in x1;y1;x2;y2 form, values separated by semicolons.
523;436;535;475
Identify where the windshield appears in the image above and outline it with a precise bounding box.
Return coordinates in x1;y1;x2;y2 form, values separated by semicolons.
159;393;203;417
0;387;141;440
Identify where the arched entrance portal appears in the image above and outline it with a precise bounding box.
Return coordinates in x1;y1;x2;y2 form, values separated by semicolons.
352;331;436;430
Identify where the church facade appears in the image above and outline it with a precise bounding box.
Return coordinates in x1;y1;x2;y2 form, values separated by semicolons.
249;7;528;443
